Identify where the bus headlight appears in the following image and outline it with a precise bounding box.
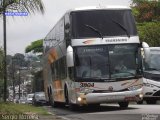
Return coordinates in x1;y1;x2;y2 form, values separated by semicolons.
77;97;82;102
139;93;143;98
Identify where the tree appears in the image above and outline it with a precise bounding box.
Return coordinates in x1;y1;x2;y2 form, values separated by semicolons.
137;22;160;46
0;0;44;15
32;70;43;92
131;0;160;46
25;39;43;92
0;0;44;101
132;0;160;22
25;39;43;53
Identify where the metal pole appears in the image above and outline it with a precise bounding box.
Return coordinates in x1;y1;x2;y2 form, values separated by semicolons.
12;58;15;100
18;69;21;100
3;1;7;102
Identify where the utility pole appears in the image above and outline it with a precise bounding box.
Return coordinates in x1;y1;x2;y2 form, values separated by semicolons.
11;58;15;100
3;0;7;102
18;68;21;100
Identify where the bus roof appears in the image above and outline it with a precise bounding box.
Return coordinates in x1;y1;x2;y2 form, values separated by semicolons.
69;5;131;12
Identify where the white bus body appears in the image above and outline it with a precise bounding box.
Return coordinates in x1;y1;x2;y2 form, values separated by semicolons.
43;6;143;110
142;47;160;104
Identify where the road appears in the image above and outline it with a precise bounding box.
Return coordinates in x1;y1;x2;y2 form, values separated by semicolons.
45;102;160;120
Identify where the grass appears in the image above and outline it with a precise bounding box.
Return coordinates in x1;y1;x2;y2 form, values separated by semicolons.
0;102;49;115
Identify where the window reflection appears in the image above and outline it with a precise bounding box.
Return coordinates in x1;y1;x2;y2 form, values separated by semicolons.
74;44;141;81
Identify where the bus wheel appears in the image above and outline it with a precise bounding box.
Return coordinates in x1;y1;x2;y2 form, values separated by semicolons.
64;87;69;105
50;95;59;107
146;100;156;104
52;101;59;107
118;102;129;109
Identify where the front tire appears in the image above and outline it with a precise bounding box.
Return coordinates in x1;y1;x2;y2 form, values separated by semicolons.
118;102;129;109
64;87;69;105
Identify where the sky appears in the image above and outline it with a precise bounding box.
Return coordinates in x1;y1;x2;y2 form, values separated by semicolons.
0;0;131;55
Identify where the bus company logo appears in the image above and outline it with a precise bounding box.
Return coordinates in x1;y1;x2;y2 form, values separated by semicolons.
83;40;95;44
108;86;113;91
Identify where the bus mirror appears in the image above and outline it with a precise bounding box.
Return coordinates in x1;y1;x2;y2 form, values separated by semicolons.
142;42;149;48
67;46;74;67
142;42;150;62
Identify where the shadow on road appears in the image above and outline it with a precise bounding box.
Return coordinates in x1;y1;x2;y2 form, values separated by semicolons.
46;104;139;116
78;105;137;113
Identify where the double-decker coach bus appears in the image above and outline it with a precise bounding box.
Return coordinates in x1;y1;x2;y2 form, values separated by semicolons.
43;6;144;110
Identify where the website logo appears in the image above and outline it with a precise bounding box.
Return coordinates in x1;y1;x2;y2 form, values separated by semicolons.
5;12;28;16
142;114;159;120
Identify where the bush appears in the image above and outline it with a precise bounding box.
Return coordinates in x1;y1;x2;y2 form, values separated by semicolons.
0;102;49;115
137;22;160;46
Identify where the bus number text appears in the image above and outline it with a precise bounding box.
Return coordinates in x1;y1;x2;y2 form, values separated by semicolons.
80;83;94;87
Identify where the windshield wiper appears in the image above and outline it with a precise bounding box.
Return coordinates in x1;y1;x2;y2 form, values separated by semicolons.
112;19;130;38
84;24;103;39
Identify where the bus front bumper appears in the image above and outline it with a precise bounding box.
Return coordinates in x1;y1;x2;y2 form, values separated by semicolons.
76;88;143;105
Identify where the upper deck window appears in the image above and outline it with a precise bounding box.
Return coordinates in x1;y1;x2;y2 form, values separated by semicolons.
71;10;137;39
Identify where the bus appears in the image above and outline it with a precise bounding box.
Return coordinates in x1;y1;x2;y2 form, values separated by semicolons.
141;46;160;104
43;6;144;110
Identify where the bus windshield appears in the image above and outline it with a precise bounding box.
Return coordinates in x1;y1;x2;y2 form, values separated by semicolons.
144;48;160;71
71;10;137;39
74;44;142;81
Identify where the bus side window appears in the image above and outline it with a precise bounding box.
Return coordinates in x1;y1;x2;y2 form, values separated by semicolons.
51;63;55;81
59;57;67;79
68;67;74;80
55;60;60;80
65;13;71;46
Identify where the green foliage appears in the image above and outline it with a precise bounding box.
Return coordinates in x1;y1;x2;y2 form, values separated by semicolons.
32;70;43;92
0;0;44;15
137;22;160;46
0;48;3;80
0;80;4;101
131;0;160;22
6;55;12;65
12;53;27;67
25;39;43;53
0;102;49;115
131;0;160;46
132;7;140;18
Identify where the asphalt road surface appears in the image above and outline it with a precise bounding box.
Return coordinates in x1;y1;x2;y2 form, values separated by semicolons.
45;102;160;120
